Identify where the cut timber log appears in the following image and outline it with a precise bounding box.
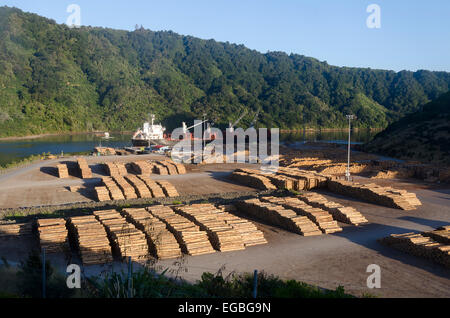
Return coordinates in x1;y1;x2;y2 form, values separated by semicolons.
261;196;342;234
93;210;149;262
112;176;138;199
114;162;128;176
102;177;125;200
153;164;169;175
129;161;153;175
231;171;277;190
379;232;450;268
327;179;422;210
104;162;120;177
121;208;182;259
156;180;179;197
161;160;186;174
37;218;68;253
124;175;152;198
297;192;368;226
146;205;215;256
57;164;69;178
67;216;113;265
0;222;32;238
423;227;450;245
137;175;166;198
172;162;187;174
157;161;179;175
235;199;322;236
236;168;329;191
213;206;267;246
77;158;92;179
174;204;245;252
95;186;112;202
276;167;329;190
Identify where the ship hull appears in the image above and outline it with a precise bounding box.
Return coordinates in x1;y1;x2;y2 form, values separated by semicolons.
132;138;178;147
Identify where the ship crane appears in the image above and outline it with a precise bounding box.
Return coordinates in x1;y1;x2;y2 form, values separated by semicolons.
182;119;209;134
249;109;260;128
228;110;248;132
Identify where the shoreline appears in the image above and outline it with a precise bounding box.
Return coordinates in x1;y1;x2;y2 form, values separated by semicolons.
280;127;384;133
0;128;382;141
0;130;134;141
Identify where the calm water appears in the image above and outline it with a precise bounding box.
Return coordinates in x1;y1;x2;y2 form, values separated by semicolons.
0;133;133;167
0;129;379;167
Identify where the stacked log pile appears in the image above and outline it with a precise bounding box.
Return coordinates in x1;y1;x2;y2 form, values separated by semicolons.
423;227;450;245
279;157;333;169
231;171;277;190
232;168;330;191
243;168;307;191
137;176;166;198
155;160;186;175
276;167;330;190
112;176;138;199
93;210;149;262
67;216;113;265
37;218;68;253
104;162;128;176
156;180;179;197
379;232;450;268
146;205;215;256
115;162;128;176
174;204;245;252
297;192;368;226
104;162;120;177
235;199;322;236
129;161;153;175
153;163;169;175
77;158;92;179
172;162;187;174
95;186;112;202
122;208;182;259
265;174;297;190
212;207;267;246
0;222;32;238
327;179;422;210
157;161;178;175
261;196;342;234
124;175;152;198
57;164;69;178
94;147;116;156
102;177;125;200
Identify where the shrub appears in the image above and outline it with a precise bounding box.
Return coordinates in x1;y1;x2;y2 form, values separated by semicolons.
16;250;75;298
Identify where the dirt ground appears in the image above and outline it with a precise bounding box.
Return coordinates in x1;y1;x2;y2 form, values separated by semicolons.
0;154;449;298
0;154;257;209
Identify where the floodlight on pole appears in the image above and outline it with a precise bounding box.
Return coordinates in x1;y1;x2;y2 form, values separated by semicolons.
202;113;207;160
345;115;356;181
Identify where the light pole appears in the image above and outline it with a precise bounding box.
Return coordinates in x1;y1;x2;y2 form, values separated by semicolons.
345;115;356;181
202;113;207;161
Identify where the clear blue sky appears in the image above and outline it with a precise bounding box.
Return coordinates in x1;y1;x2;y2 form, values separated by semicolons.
3;0;450;72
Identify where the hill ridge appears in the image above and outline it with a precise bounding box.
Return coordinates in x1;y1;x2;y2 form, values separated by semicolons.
0;6;449;137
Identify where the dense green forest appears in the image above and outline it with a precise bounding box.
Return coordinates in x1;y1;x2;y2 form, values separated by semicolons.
1;6;450;137
363;91;450;164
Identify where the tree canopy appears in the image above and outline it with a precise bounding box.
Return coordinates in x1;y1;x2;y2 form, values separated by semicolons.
363;91;450;164
0;6;449;137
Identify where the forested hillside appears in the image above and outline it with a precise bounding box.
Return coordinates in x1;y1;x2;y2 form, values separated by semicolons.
363;91;450;164
1;6;450;137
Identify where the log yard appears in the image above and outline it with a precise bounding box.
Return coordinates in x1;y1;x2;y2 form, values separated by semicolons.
0;141;449;298
0;2;449;306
